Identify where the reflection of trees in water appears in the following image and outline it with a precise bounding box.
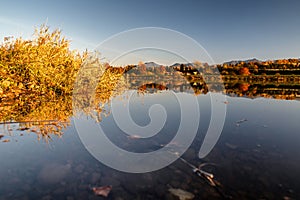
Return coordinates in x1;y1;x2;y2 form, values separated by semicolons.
128;74;300;101
2;67;300;141
138;83;168;94
225;82;300;100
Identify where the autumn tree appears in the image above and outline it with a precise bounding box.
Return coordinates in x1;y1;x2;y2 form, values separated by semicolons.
239;83;250;92
239;67;251;76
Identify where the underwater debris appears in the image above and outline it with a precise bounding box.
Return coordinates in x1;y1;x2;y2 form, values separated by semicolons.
168;187;195;200
127;134;141;139
236;118;247;126
92;185;112;197
225;143;238;150
236;118;247;124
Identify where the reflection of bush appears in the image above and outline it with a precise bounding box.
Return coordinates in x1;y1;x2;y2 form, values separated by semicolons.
73;54;130;122
0;61;131;140
0;95;72;140
0;66;129;140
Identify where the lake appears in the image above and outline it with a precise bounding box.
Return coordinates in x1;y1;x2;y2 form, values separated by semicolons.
0;80;300;200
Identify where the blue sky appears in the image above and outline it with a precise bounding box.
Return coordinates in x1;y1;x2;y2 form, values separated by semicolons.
0;0;300;64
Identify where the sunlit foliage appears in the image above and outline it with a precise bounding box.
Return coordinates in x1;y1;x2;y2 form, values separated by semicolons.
0;24;86;98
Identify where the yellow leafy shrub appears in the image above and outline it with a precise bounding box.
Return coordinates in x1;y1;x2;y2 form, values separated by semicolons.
0;24;87;97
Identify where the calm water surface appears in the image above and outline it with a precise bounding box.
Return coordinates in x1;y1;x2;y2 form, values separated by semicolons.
0;90;300;199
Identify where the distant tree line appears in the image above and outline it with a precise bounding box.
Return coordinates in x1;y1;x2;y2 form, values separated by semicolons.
124;59;300;76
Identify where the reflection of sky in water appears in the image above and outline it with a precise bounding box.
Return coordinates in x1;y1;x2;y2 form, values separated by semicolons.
0;92;300;199
223;96;300;157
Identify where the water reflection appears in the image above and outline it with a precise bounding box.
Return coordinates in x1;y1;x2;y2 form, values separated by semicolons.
1;69;300;199
1;69;300;140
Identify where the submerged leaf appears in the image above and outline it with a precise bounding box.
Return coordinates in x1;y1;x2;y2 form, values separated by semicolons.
92;185;112;197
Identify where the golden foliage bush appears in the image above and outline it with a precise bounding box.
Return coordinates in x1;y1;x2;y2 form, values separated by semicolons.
0;24;87;97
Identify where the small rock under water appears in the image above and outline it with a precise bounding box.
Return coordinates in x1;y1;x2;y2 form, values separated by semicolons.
168;188;195;200
38;163;71;184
